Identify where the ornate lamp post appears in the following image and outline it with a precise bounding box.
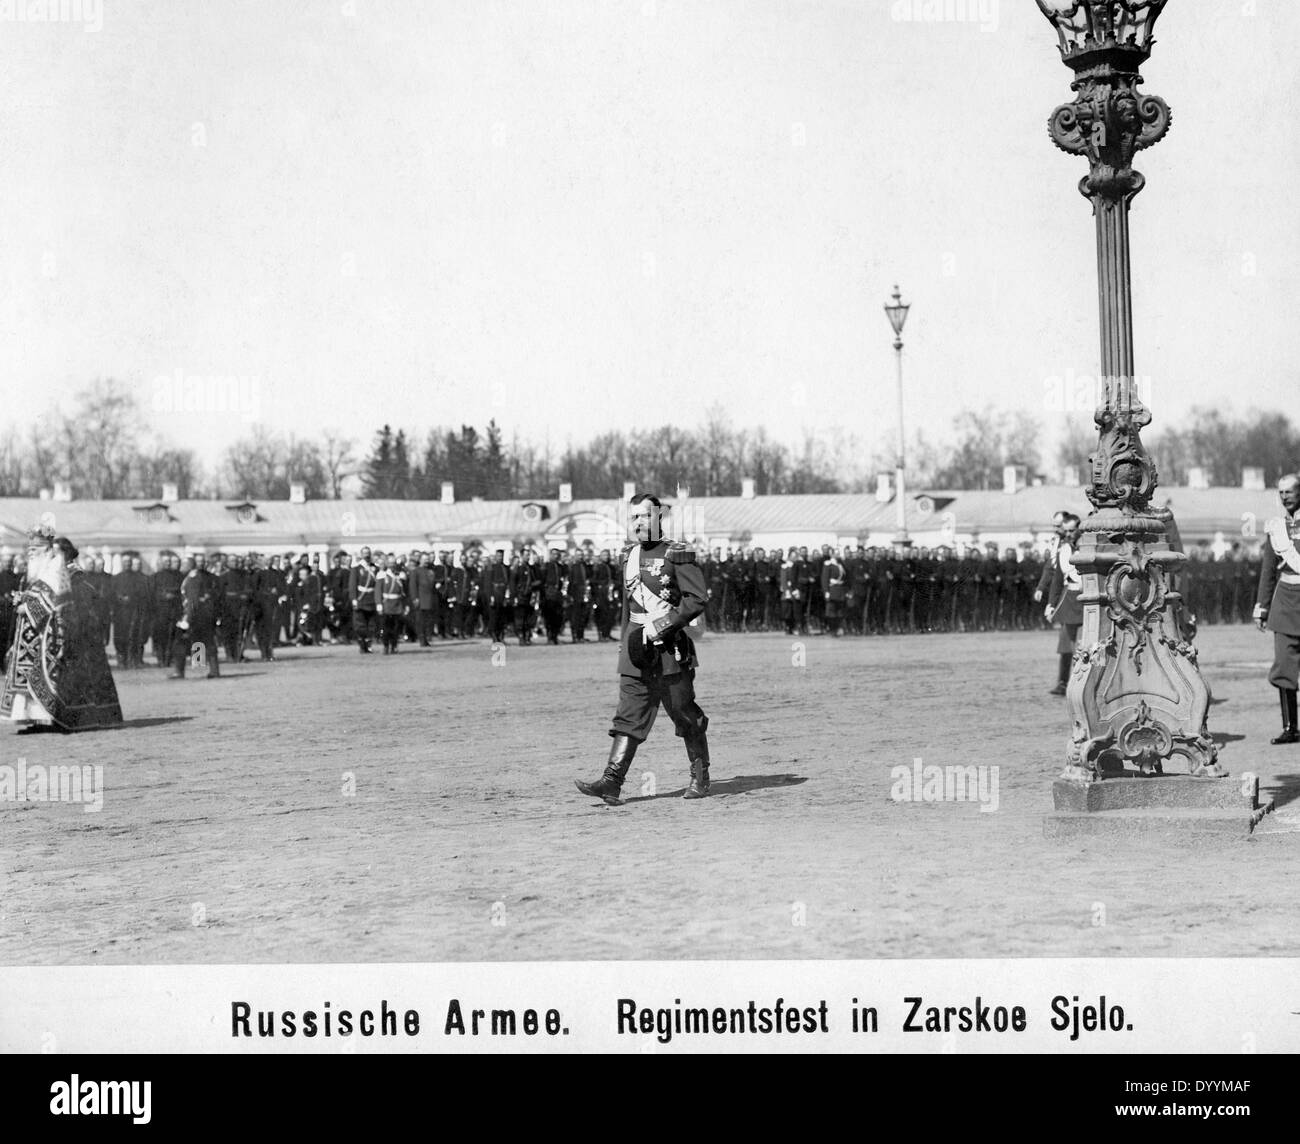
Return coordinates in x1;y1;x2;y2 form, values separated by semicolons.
1037;0;1222;782
883;285;911;547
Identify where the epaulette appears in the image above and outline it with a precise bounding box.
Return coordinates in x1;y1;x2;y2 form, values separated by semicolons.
666;543;696;565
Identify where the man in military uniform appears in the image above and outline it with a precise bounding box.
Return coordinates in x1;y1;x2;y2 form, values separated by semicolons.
170;552;221;679
149;553;185;666
218;553;252;662
575;494;711;805
410;551;437;646
1045;513;1084;696
565;549;590;642
511;551;540;645
377;552;408;653
589;548;617;642
482;549;512;644
1254;474;1300;744
821;548;847;637
248;554;283;661
539;548;566;644
111;554;151;669
348;545;379;653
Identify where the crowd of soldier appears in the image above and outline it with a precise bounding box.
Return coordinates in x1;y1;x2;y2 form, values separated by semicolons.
696;543;1265;636
0;541;1264;668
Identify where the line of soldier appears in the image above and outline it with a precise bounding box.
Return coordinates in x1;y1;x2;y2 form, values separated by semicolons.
0;540;1266;670
343;545;625;652
696;543;1265;637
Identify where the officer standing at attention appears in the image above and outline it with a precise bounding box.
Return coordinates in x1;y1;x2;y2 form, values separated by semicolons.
575;494;711;806
348;545;379;654
149;554;185;667
170;552;221;679
1254;473;1300;744
1045;512;1084;696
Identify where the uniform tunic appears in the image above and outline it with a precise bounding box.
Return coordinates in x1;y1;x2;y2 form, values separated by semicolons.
609;540;709;744
1257;512;1300;689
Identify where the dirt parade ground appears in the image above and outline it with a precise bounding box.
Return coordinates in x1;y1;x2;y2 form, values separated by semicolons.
1;624;1297;966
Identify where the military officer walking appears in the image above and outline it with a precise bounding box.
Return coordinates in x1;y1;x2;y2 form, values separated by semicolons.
575;494;711;806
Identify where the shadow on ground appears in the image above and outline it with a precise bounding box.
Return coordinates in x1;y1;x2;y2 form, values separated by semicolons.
1263;773;1300;811
625;773;808;803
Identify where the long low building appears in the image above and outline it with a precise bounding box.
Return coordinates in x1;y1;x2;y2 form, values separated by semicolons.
0;483;1284;571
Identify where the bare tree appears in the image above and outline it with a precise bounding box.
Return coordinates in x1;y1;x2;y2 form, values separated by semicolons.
320;430;358;500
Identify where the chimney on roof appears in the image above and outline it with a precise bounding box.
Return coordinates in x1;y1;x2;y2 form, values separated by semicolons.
676;482;690;500
289;483;306;505
875;473;892;503
1187;466;1209;490
1242;466;1265;491
161;482;179;503
1061;465;1080;488
1002;464;1026;495
741;477;756;500
558;482;573;504
623;481;636;501
441;481;455;505
52;481;73;502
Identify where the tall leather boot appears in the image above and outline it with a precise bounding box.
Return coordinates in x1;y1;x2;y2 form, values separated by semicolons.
167;636;186;679
1049;654;1070;696
1272;688;1299;745
683;730;710;799
575;734;639;806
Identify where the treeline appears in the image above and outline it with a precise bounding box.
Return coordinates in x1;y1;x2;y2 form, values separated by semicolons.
2;379;1295;502
1056;406;1300;488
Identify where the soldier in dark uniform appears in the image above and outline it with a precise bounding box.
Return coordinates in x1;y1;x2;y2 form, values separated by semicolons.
83;556;111;647
329;552;353;643
539;548;566;644
977;543;1002;631
170;552;221;678
111;555;150;669
0;555;20;671
707;549;725;630
511;552;540;645
821;549;847;637
481;549;511;644
295;563;324;646
348;546;379;654
588;548;616;641
248;554;283;662
218;554;252;662
1254;474;1300;744
575;494;711;805
724;550;746;633
565;550;590;642
410;552;437;646
460;551;483;639
149;554;185;666
1045;513;1084;696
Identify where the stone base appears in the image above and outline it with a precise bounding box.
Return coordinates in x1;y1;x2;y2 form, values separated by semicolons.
1052;776;1252;813
1044;772;1273;840
1044;805;1273;841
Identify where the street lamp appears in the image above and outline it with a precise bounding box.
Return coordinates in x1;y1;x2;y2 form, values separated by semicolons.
883;285;910;547
1037;1;1221;783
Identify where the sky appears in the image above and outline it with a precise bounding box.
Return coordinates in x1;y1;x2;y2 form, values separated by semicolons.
2;0;1298;478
